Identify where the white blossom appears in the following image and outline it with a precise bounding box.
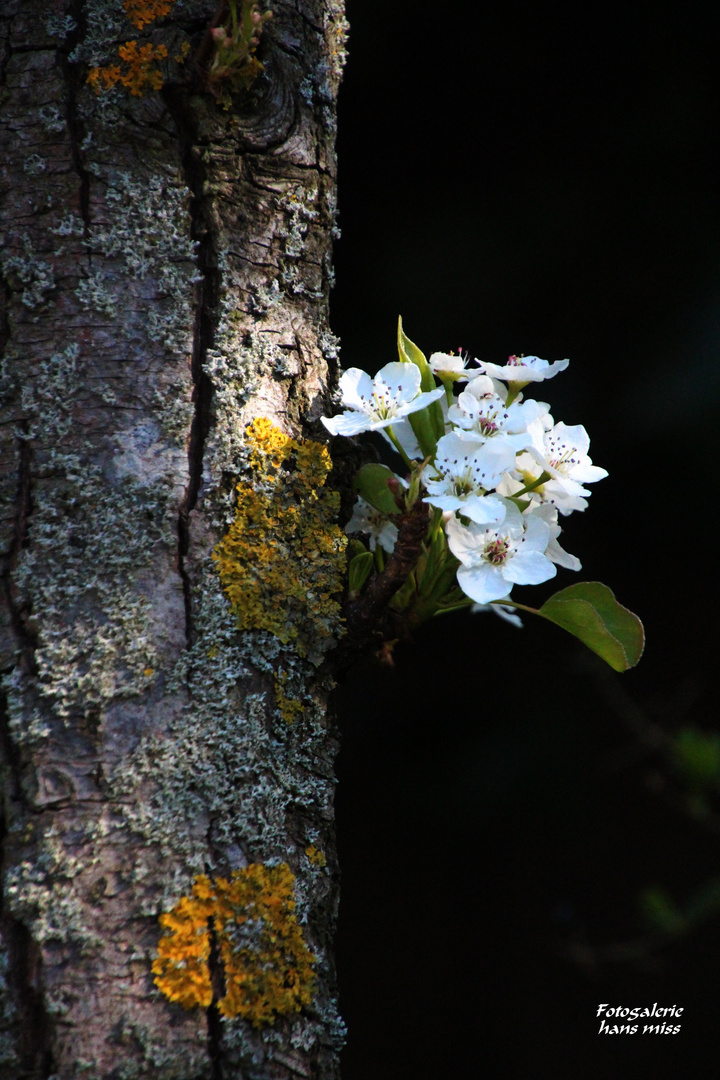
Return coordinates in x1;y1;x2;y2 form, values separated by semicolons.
503;419;608;515
428;351;475;382
448;378;549;452
345;497;398;552
446;502;556;604
472;354;569;383
321;362;444;437
423;432;508;524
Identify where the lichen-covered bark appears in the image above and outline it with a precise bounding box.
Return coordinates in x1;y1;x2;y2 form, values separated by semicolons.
0;1;348;1076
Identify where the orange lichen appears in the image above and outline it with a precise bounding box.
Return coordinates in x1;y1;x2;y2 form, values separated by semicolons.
152;884;214;1010
212;418;346;660
124;0;174;28
86;64;123;92
87;0;180;96
88;41;169;96
152;864;316;1025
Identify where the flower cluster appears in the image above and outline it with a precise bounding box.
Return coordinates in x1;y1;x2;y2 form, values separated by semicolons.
323;322;607;621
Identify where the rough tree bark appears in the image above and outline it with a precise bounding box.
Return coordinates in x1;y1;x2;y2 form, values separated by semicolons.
0;1;350;1076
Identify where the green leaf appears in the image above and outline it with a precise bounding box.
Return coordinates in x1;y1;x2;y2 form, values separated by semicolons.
406;405;439;460
397;316;433;390
348;550;374;598
397;317;445;445
537;582;644;671
353;463;402;515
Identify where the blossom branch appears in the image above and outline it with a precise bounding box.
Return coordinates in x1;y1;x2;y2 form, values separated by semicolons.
338;498;431;658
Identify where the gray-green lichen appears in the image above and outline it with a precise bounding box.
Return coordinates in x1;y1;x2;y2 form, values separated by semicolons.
23;154;47;175
112;566;334;882
51;212;85;239
45;14;78;41
68;0;145;66
277;183;323;298
9;334;181;727
108;1016;209;1080
19;343;80;441
75;269;118;316
1;231;56;310
38;104;66;133
3;826;104;961
85;169;201;357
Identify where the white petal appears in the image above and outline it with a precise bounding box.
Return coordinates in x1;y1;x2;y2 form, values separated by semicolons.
472;600;524;628
476;357;569;382
520;512;552;552
321;411;377;436
551;422;590;455
375;361;422;404
462;374;497;396
424;494;466;514
457;563;511;604
395;384;445;417
445;515;485;567
429;352;471;379
338;367;374;410
503;550;557;586
461;494;507;525
572;462;608;483
546;538;581;571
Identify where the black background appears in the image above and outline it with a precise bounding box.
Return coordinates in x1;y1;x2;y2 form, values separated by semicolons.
329;2;720;1077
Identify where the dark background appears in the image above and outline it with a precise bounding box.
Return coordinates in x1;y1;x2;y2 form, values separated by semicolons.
329;2;720;1077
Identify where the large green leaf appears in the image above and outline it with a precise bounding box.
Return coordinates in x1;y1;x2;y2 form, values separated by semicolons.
353;463;402;515
538;582;644;671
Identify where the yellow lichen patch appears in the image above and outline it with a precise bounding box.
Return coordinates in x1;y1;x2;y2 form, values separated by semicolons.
274;671;305;724
304;844;326;868
212;418;346;660
152;864;316;1025
245;415;294;468
152;880;215;1010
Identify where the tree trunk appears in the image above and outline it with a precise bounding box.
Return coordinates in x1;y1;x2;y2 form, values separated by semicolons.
0;1;349;1076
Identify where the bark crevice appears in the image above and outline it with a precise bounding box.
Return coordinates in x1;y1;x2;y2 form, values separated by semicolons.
163;86;218;648
0;429;52;1075
2;430;37;667
206;920;226;1080
0;692;54;1078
